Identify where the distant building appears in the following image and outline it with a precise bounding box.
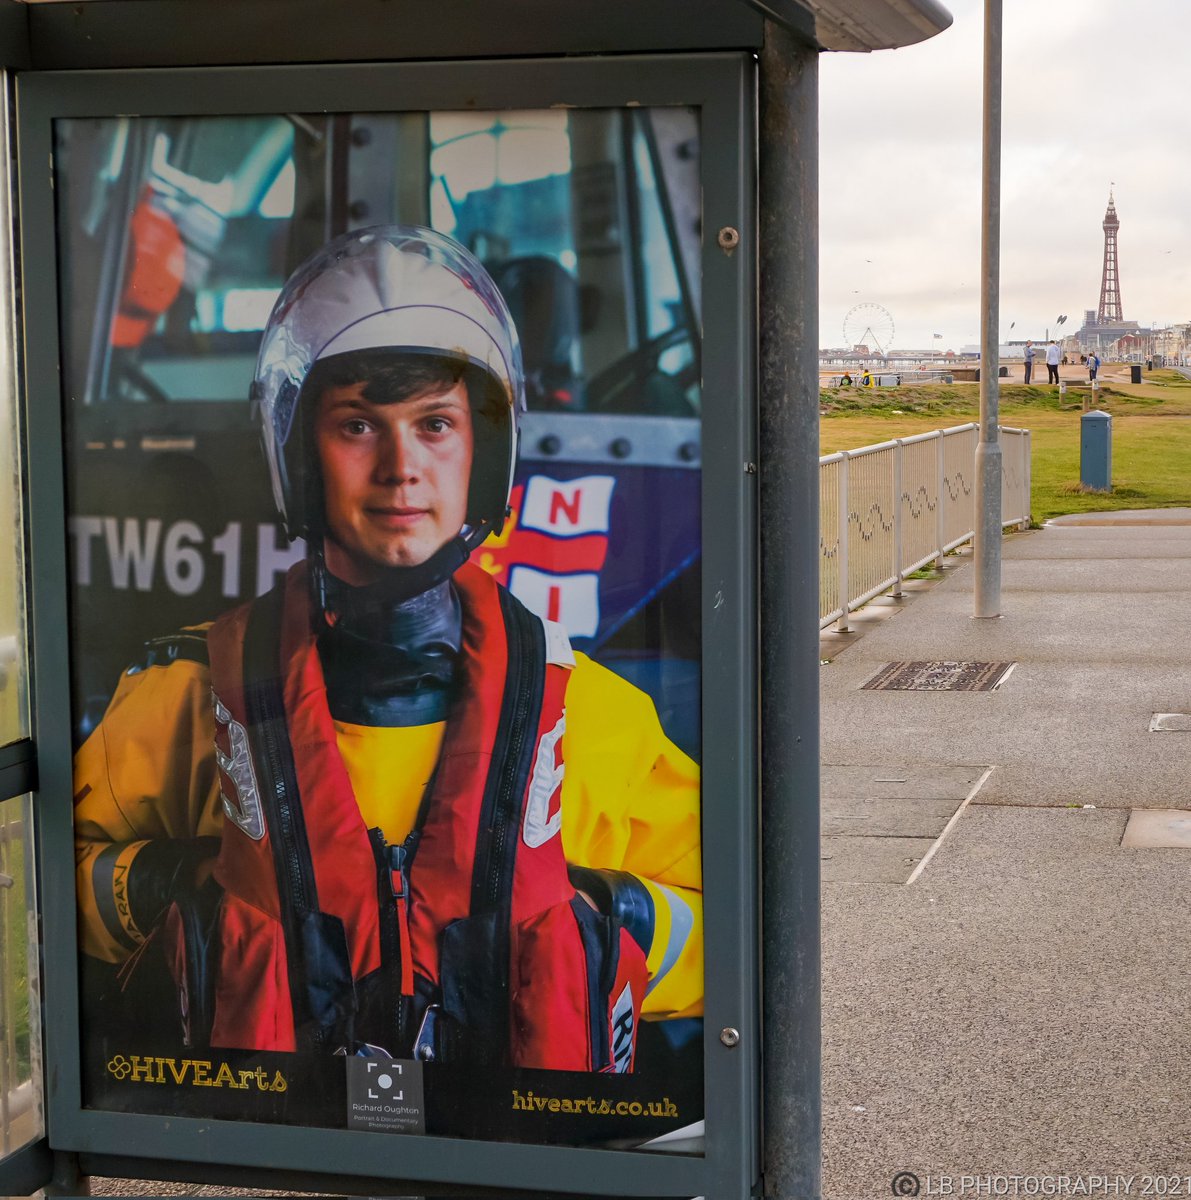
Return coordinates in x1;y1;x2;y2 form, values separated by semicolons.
1075;191;1139;350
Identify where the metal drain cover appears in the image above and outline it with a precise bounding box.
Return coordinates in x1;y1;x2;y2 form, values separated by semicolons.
862;661;1016;692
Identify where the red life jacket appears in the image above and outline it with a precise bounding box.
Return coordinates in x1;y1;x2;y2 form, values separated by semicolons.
175;562;646;1071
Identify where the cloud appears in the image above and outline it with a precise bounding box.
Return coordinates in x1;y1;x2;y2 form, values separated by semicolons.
818;0;1191;349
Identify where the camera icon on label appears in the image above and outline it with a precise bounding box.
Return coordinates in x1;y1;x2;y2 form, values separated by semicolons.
364;1060;405;1101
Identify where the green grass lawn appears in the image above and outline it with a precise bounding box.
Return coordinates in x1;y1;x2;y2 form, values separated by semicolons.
820;371;1191;521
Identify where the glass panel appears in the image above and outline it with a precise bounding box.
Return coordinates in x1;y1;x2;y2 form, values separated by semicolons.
428;108;700;416
56;115;299;406
0;795;42;1157
56;109;703;1154
0;75;28;747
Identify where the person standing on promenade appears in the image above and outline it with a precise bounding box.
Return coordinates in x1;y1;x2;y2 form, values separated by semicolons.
1088;350;1100;382
1023;340;1035;384
1046;340;1061;385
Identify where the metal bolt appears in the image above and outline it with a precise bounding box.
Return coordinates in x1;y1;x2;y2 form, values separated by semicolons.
678;441;699;463
538;434;562;456
720;1027;740;1048
610;437;632;460
717;226;740;256
745;461;757;474
348;200;371;222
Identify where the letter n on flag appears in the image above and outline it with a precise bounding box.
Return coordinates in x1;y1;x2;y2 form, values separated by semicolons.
520;476;615;537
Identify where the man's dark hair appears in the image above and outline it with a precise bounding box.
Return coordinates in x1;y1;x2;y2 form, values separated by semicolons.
304;349;504;421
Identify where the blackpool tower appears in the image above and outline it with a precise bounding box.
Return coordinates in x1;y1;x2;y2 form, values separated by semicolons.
1098;190;1123;323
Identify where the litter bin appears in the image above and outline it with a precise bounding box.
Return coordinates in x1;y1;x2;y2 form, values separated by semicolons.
998;365;1008;377
1081;409;1112;491
1146;359;1153;371
1130;364;1142;384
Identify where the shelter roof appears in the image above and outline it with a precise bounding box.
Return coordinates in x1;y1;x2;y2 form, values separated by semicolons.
0;0;951;70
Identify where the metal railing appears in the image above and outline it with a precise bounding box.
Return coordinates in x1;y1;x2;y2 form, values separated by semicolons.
821;423;1031;629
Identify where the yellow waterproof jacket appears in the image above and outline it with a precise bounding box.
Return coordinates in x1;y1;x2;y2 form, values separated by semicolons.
74;625;703;1021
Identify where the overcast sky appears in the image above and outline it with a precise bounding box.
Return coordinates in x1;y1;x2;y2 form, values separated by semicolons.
818;0;1190;353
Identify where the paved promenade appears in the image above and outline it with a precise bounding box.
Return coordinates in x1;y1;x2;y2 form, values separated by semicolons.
819;512;1191;1199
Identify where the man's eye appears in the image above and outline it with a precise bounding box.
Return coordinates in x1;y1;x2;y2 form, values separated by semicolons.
424;417;450;434
343;419;371;435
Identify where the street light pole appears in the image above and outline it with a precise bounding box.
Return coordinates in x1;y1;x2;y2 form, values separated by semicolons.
973;0;1003;619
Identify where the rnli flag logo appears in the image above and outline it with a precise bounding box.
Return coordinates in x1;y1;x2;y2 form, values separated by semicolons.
474;475;615;639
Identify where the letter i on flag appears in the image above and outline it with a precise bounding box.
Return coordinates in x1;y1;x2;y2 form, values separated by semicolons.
472;475;616;639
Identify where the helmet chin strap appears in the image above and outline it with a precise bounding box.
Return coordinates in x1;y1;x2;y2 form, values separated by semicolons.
310;528;486;625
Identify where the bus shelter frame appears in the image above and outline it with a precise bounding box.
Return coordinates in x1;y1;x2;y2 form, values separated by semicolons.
16;52;761;1199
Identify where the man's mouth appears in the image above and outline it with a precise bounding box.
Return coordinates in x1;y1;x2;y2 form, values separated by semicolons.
366;505;430;528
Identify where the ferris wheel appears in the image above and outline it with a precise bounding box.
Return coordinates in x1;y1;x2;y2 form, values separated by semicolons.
843;303;895;357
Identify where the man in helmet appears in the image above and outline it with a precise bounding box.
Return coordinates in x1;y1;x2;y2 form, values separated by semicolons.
74;228;702;1072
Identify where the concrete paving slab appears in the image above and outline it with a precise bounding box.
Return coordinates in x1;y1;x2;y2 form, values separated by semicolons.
823;795;962;837
1150;712;1191;731
997;557;1191;593
823;664;1191;809
818;589;1191;667
823;764;985;800
991;527;1191;560
1050;507;1191;525
823;806;1191;1199
843;602;906;625
821;834;934;883
1121;808;1191;848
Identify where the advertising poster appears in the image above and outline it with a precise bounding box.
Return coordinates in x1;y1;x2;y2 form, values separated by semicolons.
56;108;705;1150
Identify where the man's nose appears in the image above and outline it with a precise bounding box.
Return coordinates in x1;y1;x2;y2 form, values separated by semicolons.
373;426;420;484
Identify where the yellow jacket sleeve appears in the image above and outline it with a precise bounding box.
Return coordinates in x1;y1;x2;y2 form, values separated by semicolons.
559;653;703;1020
74;645;222;963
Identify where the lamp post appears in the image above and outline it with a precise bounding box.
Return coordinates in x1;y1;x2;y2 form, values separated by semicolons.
973;0;1002;620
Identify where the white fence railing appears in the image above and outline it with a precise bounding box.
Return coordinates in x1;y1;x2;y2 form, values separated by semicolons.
820;423;1031;630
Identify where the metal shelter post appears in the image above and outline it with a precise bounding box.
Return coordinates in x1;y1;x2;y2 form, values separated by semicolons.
973;0;1002;617
759;20;821;1199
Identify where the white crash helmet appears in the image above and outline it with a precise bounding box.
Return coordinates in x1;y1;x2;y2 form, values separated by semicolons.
253;225;524;568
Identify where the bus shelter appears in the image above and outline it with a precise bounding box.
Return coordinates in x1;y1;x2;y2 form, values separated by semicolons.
0;1;950;1195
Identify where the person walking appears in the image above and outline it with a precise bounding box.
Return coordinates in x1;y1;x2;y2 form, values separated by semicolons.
1023;340;1035;384
1045;339;1061;385
1088;350;1100;382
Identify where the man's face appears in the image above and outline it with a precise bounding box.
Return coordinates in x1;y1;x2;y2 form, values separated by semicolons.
314;379;474;585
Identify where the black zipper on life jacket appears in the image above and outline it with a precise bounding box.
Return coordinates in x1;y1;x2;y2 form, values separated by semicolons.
466;594;546;1060
243;586;324;1049
369;827;414;1052
471;595;545;914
